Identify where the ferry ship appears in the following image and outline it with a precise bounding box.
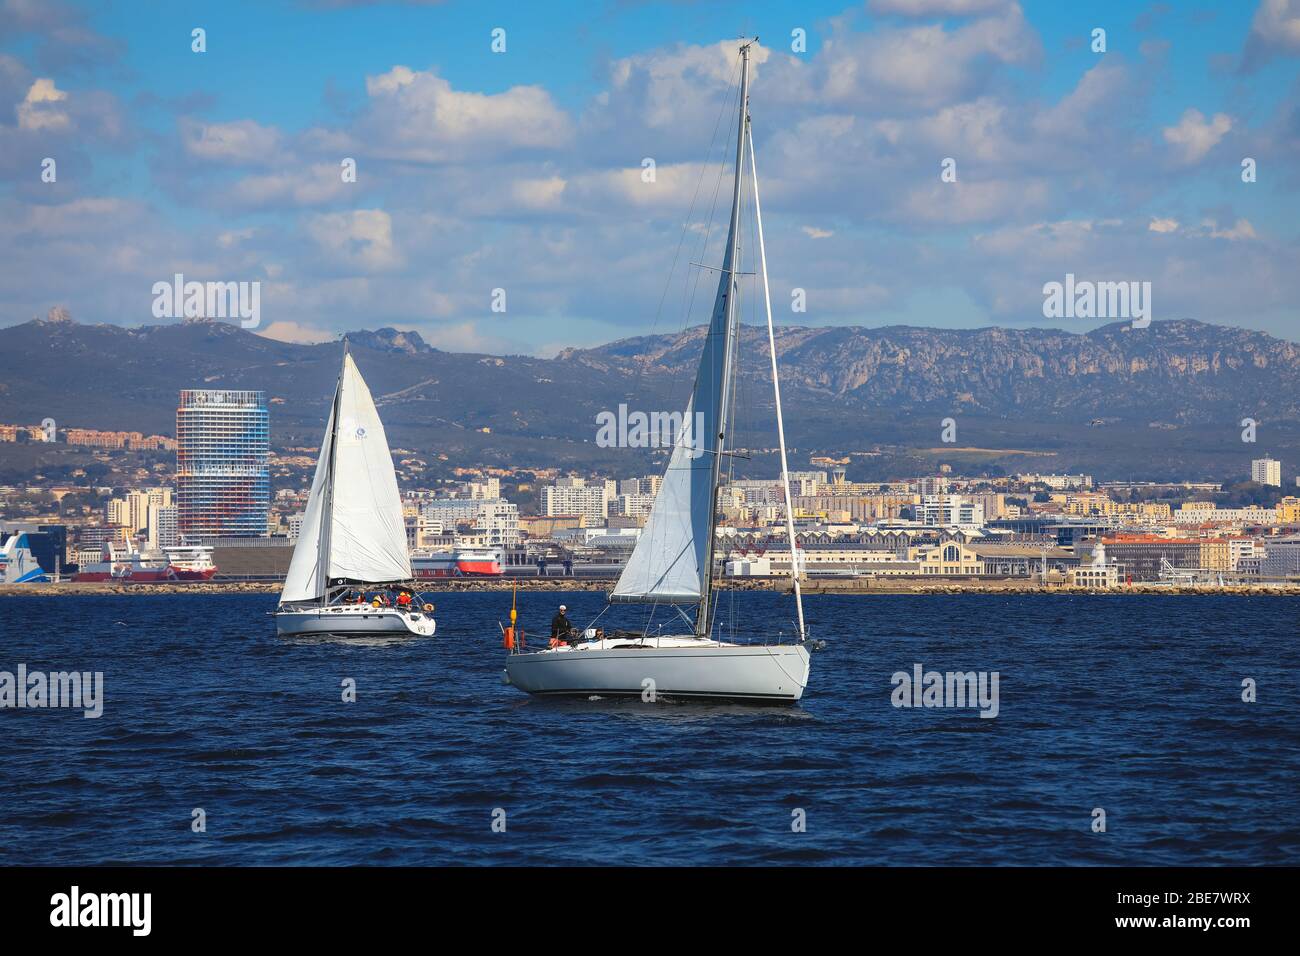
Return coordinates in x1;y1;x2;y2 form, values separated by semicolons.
72;542;131;582
70;560;115;582
0;532;49;583
165;545;217;581
72;543;218;582
121;549;173;582
411;548;502;579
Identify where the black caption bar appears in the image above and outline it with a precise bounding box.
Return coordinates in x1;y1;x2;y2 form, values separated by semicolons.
0;866;1284;942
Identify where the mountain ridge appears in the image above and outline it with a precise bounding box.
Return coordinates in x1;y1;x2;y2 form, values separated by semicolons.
1;317;1297;481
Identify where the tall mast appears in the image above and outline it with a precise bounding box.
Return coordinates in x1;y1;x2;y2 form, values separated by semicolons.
317;339;347;600
747;121;806;640
696;39;752;639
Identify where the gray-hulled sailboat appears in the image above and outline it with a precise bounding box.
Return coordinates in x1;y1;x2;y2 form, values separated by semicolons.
274;342;435;638
503;40;811;701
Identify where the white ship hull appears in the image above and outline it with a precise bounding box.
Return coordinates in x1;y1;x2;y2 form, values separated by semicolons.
504;637;810;702
275;604;436;638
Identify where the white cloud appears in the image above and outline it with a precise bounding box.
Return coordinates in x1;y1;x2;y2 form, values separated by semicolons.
567;161;724;211
229;163;350;207
869;0;1014;16
966;216;1292;325
21;197;140;235
354;66;572;161
180;118;283;164
17;77;68;130
305;209;402;271
1162;108;1233;164
1032;61;1132;144
1241;0;1300;72
510;176;567;210
217;228;256;248
3;15;1297;349
879;97;1009;161
1201;217;1258;241
814;6;1041;111
904;178;1049;224
257;321;336;344
414;320;508;353
602;40;775;131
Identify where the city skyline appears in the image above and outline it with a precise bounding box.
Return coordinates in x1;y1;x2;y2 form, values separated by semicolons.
11;456;1300;585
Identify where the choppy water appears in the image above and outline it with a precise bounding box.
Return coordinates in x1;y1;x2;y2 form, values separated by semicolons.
1;591;1297;865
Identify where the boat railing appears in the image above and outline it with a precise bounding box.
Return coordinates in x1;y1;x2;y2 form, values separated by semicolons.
503;621;809;652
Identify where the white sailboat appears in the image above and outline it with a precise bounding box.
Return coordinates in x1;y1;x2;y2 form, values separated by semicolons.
504;40;812;701
275;342;435;638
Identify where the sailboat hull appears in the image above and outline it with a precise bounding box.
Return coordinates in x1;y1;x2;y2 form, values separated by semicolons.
504;641;810;702
275;604;436;638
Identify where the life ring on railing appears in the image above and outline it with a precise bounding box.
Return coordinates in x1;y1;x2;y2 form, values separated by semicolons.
422;603;434;613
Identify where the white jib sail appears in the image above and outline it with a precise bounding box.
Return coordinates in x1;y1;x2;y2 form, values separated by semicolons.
280;353;411;604
280;397;335;604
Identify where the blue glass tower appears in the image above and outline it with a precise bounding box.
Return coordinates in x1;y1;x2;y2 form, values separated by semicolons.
176;390;270;539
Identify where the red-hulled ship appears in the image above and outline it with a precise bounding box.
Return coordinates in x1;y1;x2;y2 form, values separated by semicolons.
73;542;131;582
411;548;503;578
71;561;115;582
166;545;217;581
72;543;218;582
123;549;172;582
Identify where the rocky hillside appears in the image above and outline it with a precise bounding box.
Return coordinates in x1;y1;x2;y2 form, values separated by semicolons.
1;315;1296;481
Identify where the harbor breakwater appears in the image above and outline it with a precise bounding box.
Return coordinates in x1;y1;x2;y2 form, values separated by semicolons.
4;579;1297;596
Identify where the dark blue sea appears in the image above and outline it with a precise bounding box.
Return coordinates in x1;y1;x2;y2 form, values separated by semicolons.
2;592;1297;866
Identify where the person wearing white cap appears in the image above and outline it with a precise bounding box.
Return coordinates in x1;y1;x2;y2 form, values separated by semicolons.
550;604;575;644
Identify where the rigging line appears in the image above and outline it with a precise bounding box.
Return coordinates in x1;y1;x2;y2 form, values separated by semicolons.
685;58;743;310
635;55;742;441
748;118;807;641
647;53;739;339
730;130;752;487
640;599;659;638
581;602;611;634
634;60;742;575
671;604;694;630
675;65;742;408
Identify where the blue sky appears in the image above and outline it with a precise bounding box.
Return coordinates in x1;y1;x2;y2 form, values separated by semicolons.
1;0;1298;354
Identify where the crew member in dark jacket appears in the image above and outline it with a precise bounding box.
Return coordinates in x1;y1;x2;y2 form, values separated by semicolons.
550;604;574;643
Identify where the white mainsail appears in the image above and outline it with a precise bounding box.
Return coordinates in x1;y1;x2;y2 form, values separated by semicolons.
280;350;411;604
610;44;748;624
